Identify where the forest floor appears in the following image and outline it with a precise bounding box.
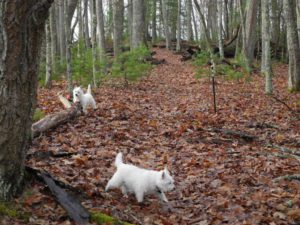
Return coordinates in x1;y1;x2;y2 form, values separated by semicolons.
4;49;300;225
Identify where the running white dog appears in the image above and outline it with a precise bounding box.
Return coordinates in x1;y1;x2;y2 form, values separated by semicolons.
105;153;175;203
73;84;97;114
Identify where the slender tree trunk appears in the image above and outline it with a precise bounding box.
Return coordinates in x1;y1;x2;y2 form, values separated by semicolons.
78;0;84;42
84;0;91;48
152;0;157;44
64;0;73;96
113;0;124;57
45;19;52;88
217;0;224;59
128;0;133;47
284;0;300;91
261;0;273;94
59;0;66;64
176;0;181;52
161;0;170;49
50;5;57;73
92;0;98;86
132;0;145;48
96;0;106;61
0;0;53;200
192;4;199;41
187;0;193;41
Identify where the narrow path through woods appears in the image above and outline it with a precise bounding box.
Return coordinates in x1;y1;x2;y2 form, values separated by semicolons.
28;49;300;225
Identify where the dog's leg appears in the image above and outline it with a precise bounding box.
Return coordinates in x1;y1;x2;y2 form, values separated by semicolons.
157;192;168;203
121;185;128;198
92;98;97;110
135;190;144;203
105;174;121;191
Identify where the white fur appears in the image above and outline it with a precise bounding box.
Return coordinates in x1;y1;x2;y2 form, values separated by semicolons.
105;153;175;203
73;84;97;114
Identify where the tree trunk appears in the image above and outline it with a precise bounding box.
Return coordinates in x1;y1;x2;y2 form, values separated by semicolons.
217;0;224;59
84;0;91;48
113;0;124;57
50;4;57;73
132;0;145;48
161;0;170;49
59;0;66;64
192;3;199;41
0;0;53;200
284;0;300;91
176;0;181;52
64;0;73;96
187;0;193;41
152;0;157;44
239;0;258;72
92;0;98;86
96;0;106;61
261;0;273;94
45;19;52;88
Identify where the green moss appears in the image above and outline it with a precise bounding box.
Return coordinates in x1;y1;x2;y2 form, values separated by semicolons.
0;202;30;222
90;212;134;225
33;108;45;122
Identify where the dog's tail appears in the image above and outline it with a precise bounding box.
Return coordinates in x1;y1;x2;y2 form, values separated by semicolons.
87;84;92;95
115;153;123;167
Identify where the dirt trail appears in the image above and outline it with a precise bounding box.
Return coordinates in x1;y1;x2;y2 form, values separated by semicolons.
27;49;300;225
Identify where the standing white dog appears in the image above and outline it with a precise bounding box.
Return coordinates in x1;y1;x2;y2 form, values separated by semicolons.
73;84;97;114
105;153;175;203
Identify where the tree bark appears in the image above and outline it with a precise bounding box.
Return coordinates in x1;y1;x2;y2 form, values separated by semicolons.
152;0;157;44
113;0;124;56
176;0;181;52
92;0;98;86
284;0;300;91
261;0;273;94
132;0;145;48
59;0;66;64
0;0;54;200
64;0;73;96
161;0;170;49
217;0;224;59
50;4;57;73
187;0;193;41
45;19;52;88
96;0;106;61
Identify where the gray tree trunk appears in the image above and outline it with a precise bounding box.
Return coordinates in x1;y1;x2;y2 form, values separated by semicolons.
217;0;224;59
261;0;273;94
92;0;98;86
187;0;193;41
161;0;170;49
192;4;199;41
64;0;73;96
96;0;106;61
45;19;52;88
113;0;124;56
128;0;133;47
152;0;157;44
176;0;181;52
84;0;91;48
240;0;258;72
59;0;66;64
50;4;57;73
0;0;53;200
284;0;300;91
132;0;145;48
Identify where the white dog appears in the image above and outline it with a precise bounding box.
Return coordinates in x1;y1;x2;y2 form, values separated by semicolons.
105;153;175;203
73;84;97;114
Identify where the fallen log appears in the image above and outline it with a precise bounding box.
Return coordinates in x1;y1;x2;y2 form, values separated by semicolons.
31;102;81;137
26;167;90;224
